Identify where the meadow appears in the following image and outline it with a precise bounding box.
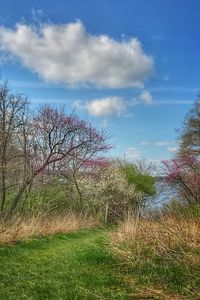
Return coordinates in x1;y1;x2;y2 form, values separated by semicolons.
0;214;199;299
0;83;200;299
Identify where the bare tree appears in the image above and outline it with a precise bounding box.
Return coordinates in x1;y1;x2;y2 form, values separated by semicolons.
0;82;28;216
0;82;110;219
162;154;200;205
179;98;200;156
7;105;110;217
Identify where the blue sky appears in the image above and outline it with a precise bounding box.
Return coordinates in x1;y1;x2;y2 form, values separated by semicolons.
0;0;199;162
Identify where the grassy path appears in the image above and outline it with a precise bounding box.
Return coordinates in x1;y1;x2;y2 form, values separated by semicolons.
0;228;134;299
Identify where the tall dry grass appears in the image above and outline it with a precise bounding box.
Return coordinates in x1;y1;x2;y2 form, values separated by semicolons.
111;216;200;261
110;216;200;299
0;214;97;245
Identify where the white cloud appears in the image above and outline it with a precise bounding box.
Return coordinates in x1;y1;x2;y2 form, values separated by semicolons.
138;90;153;104
154;141;170;146
141;141;178;154
141;140;170;147
75;92;155;117
168;146;178;153
0;21;154;88
125;147;142;160
76;97;126;117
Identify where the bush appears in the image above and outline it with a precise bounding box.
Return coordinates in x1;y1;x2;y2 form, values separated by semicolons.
120;162;156;212
76;166;142;222
121;164;156;195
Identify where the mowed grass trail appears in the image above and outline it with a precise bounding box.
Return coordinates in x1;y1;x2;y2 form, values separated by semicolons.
0;228;134;299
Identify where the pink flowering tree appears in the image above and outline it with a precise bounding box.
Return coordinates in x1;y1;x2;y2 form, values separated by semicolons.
7;105;111;217
162;154;200;204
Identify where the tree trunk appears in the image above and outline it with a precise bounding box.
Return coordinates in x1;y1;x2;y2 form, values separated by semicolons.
6;177;33;220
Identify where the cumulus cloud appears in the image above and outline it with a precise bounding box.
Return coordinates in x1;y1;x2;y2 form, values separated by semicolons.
75;97;126;117
75;92;155;117
0;21;154;88
138;90;153;104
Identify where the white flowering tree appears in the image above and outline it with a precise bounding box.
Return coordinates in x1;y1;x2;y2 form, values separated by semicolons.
77;165;142;222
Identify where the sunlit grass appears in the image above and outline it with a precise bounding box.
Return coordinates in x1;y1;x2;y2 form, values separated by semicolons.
0;214;96;245
0;228;134;299
110;216;200;299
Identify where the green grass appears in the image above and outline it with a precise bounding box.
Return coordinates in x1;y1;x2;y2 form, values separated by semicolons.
126;252;200;298
0;228;134;299
1;226;199;299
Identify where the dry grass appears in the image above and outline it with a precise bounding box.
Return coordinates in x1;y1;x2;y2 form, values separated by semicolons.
111;216;200;261
110;216;200;299
0;214;97;245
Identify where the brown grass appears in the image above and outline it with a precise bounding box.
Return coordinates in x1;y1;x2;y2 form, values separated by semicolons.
110;216;200;261
110;216;200;299
0;214;97;245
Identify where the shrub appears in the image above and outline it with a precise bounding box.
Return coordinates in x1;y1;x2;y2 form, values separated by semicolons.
77;166;142;222
162;154;200;205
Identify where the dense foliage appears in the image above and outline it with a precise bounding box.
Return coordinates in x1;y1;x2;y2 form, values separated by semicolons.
120;163;156;196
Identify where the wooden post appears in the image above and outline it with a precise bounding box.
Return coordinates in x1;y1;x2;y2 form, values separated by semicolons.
105;203;108;224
